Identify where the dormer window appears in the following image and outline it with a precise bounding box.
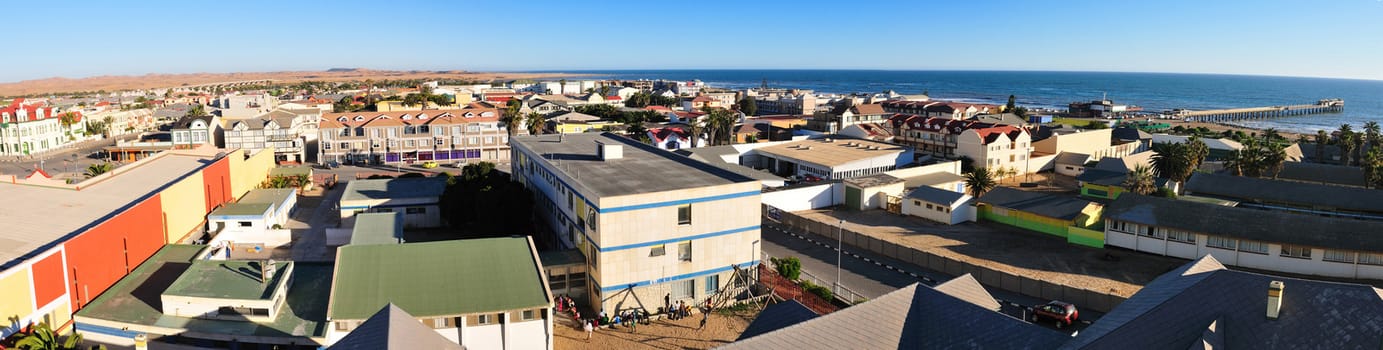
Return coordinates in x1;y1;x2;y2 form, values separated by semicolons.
337;116;348;122
417;114;428;120
353;116;365;121
481;111;495;117
401;114;413;120
463;113;475;118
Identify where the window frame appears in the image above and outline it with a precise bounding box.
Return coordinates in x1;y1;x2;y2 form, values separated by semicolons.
677;204;692;225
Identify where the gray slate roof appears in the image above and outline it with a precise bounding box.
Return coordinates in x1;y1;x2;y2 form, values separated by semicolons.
735;300;819;341
932;273;1001;311
1274;161;1366;187
1103;194;1383;252
844;173;904;188
510;133;756;198
1185;172;1383;214
978;187;1097;221
906;186;968;206
724;282;1067;349
341;177;448;202
329;304;465;350
1062;255;1383;349
1054;152;1092;166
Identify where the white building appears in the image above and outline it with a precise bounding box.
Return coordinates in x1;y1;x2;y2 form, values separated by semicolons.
955;125;1033;176
748;137;914;180
902;186;972;225
215;93;278;118
226;108;321;163
338;177;447;228
1103;194;1383;280
171;115;223;149
511;133;761;313
326;237;554;350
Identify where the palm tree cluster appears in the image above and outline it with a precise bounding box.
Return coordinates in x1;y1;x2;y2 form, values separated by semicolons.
1223;136;1288;178
1149;136;1209;183
1329;122;1379;167
1122;165;1157;195
84;162;114;178
963;167;997;198
697;107;738;146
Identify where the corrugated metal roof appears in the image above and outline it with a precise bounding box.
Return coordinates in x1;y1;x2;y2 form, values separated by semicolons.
329;304;465;350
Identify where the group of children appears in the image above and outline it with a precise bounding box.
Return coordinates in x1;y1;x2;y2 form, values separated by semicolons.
562;293;716;341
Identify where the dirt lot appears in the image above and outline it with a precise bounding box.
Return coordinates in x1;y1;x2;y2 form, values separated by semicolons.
554;309;755;350
0;69;586;96
793;208;1188;298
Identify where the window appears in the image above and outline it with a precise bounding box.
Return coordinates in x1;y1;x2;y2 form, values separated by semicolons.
238;221;252;227
913;200;921;206
1166;230;1196;244
406;207;426;214
477;314;493;325
677;204;692;225
433;317;456;328
521;310;535;320
1360;253;1383;266
926;203;934;210
1323;249;1356;263
678;242;692;262
406;140;415;147
375;208;393;213
935;206;944;212
671;279;694;299
567;192;573;210
1280;245;1312;259
1239;240;1269;254
1139;226;1162;239
334;321;352;331
650;244;666;257
436;138;444;146
705;275;720;294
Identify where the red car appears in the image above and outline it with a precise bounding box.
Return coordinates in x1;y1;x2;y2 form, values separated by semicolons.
803;174;823;182
1032;301;1079;328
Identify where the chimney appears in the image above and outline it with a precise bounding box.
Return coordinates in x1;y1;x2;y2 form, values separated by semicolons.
596;141;622;161
1267;280;1284;320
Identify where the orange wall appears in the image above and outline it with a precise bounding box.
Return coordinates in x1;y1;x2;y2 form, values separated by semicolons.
201;158;232;211
31;252;65;309
63;195;165;309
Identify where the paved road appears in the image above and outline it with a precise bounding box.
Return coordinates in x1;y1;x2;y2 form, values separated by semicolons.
291;182;345;262
760;220;1099;334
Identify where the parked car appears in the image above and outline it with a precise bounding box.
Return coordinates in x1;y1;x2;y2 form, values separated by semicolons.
1032;301;1079;328
803;174;823;182
325;160;340;169
421;161;439;169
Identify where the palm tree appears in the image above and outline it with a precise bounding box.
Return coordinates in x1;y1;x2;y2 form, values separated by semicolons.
687;119;704;148
1262;128;1280;143
1366;121;1382;149
1263;142;1288;178
187;104;206;117
84;162;114;178
58;112;79;133
1351;132;1366;167
1223;150;1246;176
1316;130;1329;163
1341;132;1359;166
501;100;523;137
15;322;83;350
963;167;997;198
524;112;546;135
1150;142;1192;183
1123;165;1156;195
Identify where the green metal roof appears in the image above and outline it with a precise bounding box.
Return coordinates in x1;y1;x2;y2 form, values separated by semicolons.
329;237;549;320
209;202;273;217
74;245;333;339
164;260;292;300
239;188;296;205
351;212;403;245
340;177;447;203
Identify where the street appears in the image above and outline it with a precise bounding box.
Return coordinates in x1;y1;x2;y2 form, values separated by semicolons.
760;220;1099;333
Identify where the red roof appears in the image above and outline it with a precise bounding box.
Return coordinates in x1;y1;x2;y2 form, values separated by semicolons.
27;167;51;179
691;95;714;103
648;127;689;143
972;126;1024;144
644;106;671;111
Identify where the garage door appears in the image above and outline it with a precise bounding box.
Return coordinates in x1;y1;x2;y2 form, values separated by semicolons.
845;186;861;211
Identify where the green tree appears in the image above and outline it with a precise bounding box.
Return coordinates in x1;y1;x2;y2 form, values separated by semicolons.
574;104;620;120
84;162;114;178
1123;165;1156;195
771;256;802;280
186;104;207;117
525;112;546;135
737;96;757;116
502;99;524;136
1150;142;1194;183
1366;121;1382;149
1005;94;1017;112
1340;127;1358;166
15;322;83;350
58;112;80;135
702;107;736;146
963;167;997;198
1316;130;1329;163
437;162;535;236
1365;148;1383;189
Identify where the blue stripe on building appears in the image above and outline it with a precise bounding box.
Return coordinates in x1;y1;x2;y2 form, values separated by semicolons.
76;322;141;339
599;260;760;294
598;190;760;213
596;225;760;252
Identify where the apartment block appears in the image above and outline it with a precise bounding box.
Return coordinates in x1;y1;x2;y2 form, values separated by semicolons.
320;108;510;165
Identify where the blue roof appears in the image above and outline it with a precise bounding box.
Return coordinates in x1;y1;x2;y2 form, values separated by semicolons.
905;186;968;206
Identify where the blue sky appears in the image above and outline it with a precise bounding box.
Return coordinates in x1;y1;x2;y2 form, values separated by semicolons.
3;0;1382;82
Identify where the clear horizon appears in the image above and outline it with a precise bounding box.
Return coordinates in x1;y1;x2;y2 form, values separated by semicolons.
3;0;1382;83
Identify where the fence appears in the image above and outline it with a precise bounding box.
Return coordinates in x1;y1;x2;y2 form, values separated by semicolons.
760;251;870;305
773;209;1128;313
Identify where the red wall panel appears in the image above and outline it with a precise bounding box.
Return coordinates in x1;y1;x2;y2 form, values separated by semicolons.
63;194;165;309
30;251;66;309
201;158;231;212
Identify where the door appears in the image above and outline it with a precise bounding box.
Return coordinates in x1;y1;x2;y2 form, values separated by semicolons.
845;187;862;211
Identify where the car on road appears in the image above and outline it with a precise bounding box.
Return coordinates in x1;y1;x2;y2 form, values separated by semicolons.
802;174;823;182
1031;301;1079;328
421;161;439;169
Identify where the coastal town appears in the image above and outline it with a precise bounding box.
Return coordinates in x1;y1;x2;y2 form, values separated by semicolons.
1;72;1382;349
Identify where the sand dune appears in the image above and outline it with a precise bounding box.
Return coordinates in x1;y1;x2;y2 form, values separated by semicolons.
0;69;588;97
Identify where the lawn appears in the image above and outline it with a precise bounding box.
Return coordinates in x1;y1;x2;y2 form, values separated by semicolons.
1051;117;1095;127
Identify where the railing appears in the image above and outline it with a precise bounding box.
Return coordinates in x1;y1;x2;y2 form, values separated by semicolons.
760;251;869;305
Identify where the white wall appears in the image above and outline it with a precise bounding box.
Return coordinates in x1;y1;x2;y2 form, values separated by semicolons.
211;228;292;248
1106;223;1383;280
461;323;504;350
856;182;905;211
505;319;549;350
902;198;971;225
762;182;842;212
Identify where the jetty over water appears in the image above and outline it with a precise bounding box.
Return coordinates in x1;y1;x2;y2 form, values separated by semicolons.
1175;99;1343;122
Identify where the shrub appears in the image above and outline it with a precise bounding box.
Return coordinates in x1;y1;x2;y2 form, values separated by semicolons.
798;280;834;301
771;256;802;280
1155;187;1178;199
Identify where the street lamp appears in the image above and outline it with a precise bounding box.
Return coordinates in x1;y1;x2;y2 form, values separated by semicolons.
836;219;844;295
750;239;760;282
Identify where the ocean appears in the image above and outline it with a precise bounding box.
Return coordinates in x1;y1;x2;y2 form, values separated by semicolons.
560;70;1383;134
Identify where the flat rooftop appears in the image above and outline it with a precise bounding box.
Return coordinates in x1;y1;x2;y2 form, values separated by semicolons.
350;212;402;245
329;237;549;320
239;188;296;205
75;245;332;339
0;151;217;269
340;177;447;203
755;138;905;167
510;133;755;198
164;260;292;300
209;202;272;217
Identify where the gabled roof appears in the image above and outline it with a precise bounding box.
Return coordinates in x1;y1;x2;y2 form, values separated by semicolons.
329;304;465;350
932;273;1002;311
1054;152;1092;166
906;186;969;207
1091;151;1155;173
1185;172;1383;214
979;187;1097;221
725;282;1066;349
1103;193;1383;252
736;300;819;341
851;103;885;115
546;111;601;123
1062;255;1383;349
1273;161;1366;187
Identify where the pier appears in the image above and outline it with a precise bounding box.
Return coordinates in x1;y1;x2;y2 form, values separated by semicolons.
1175;99;1343;122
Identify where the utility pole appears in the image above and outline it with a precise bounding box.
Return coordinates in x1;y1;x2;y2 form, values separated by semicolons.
836;219;844;295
